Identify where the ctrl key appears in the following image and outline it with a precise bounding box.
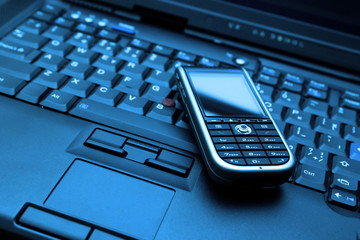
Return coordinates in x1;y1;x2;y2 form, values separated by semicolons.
295;164;326;192
328;189;357;210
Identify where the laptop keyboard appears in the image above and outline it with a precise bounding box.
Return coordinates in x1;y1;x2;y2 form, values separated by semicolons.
1;3;360;213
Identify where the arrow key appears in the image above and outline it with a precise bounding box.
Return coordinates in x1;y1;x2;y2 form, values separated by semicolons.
329;189;357;210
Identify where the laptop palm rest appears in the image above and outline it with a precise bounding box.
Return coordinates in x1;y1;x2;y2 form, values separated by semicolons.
45;160;174;240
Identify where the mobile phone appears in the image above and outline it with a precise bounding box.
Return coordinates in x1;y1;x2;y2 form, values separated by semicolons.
175;67;295;187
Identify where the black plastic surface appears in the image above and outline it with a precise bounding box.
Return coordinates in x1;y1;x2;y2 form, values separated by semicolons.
44;160;174;240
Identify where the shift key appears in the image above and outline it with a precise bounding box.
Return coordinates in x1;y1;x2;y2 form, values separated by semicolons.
0;56;40;80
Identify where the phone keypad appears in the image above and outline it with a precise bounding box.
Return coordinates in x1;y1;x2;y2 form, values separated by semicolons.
206;119;289;166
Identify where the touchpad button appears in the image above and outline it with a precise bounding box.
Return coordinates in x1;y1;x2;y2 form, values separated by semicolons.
45;160;174;240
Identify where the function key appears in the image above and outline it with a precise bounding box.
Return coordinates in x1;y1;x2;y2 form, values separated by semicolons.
215;144;239;151
153;45;173;56
305;87;327;100
256;74;278;86
33;10;55;23
175;51;196;62
212;136;236;143
343;90;360;101
42;4;64;16
198;57;219;67
279;80;302;93
209;130;233;136
341;98;360;111
260;66;280;78
259;136;282;143
130;38;151;50
75;23;97;35
245;158;271;165
54;17;75;28
252;124;275;130
223;158;246;166
236;136;259;143
308;80;328;91
207;123;230;130
97;29;120;42
283;73;304;85
19;19;48;35
218;151;242;158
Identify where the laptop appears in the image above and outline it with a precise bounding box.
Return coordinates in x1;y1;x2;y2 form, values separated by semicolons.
0;0;359;239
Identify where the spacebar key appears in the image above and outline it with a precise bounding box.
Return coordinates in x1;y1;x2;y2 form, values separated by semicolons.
69;99;197;153
0;55;40;80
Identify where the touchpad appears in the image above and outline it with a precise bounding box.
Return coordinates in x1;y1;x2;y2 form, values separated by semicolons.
45;160;174;240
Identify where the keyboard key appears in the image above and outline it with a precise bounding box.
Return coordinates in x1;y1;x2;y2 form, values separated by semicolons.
198;57;219;67
0;40;36;62
117;46;144;63
317;134;347;156
343;125;360;142
114;75;147;95
210;130;234;136
87;68;119;87
142;53;170;71
308;80;328;91
245;158;271;165
61;77;94;97
93;54;123;72
328;189;357;210
284;108;312;128
283;73;304;84
146;103;178;124
0;72;26;96
0;56;40;80
175;51;196;62
259;136;281;143
166;60;193;73
96;29;120;42
207;124;230;130
343;90;360;101
341;98;360;110
332;156;360;180
33;10;54;23
4;29;47;49
75;23;96;35
54;16;75;28
262;144;286;150
236;136;260;143
67;32;95;48
145;70;174;88
153;44;173;56
331;106;356;125
175;112;190;129
61;60;93;79
331;174;358;191
223;158;246;165
266;151;289;157
287;125;315;147
256;74;278;86
279;81;302;93
263;101;283;120
19;18;48;34
42;4;64;16
274;90;301;109
256;130;278;136
119;62;149;79
328;89;340;107
239;144;263;150
92;39;120;56
255;83;274;102
42;39;73;57
218;151;242;158
269;157;289;165
313;117;341;137
301;98;329;117
16;82;48;103
67;47;98;64
242;151;267;157
34;52;66;71
41;90;77;112
295;164;326;192
33;70;67;89
215;144;239;150
305;87;327;100
212;136;236;143
299;146;329;170
260;66;280;78
130;38;151;50
142;84;171;102
43;25;71;41
349;142;360;161
89;86;122;106
117;94;151;115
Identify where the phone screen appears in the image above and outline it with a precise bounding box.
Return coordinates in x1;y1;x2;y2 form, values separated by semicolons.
188;70;266;117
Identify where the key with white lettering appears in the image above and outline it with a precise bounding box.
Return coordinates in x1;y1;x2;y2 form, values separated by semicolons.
332;156;360;180
0;40;38;62
0;72;26;96
299;146;329;170
145;70;174;87
61;77;94;97
3;29;47;49
87;68;119;87
34;52;66;71
328;189;357;210
41;90;77;112
92;39;120;56
43;25;71;41
117;94;151;115
0;56;40;80
117;46;144;63
313;116;341;137
61;60;93;79
146;103;178;124
317;134;347;156
67;47;97;64
19;18;49;34
33;70;67;89
67;32;95;48
42;39;73;57
119;61;148;79
142;84;171;102
295;164;326;192
88;86;122;106
114;75;147;95
330;174;358;191
142;53;170;71
93;54;123;72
